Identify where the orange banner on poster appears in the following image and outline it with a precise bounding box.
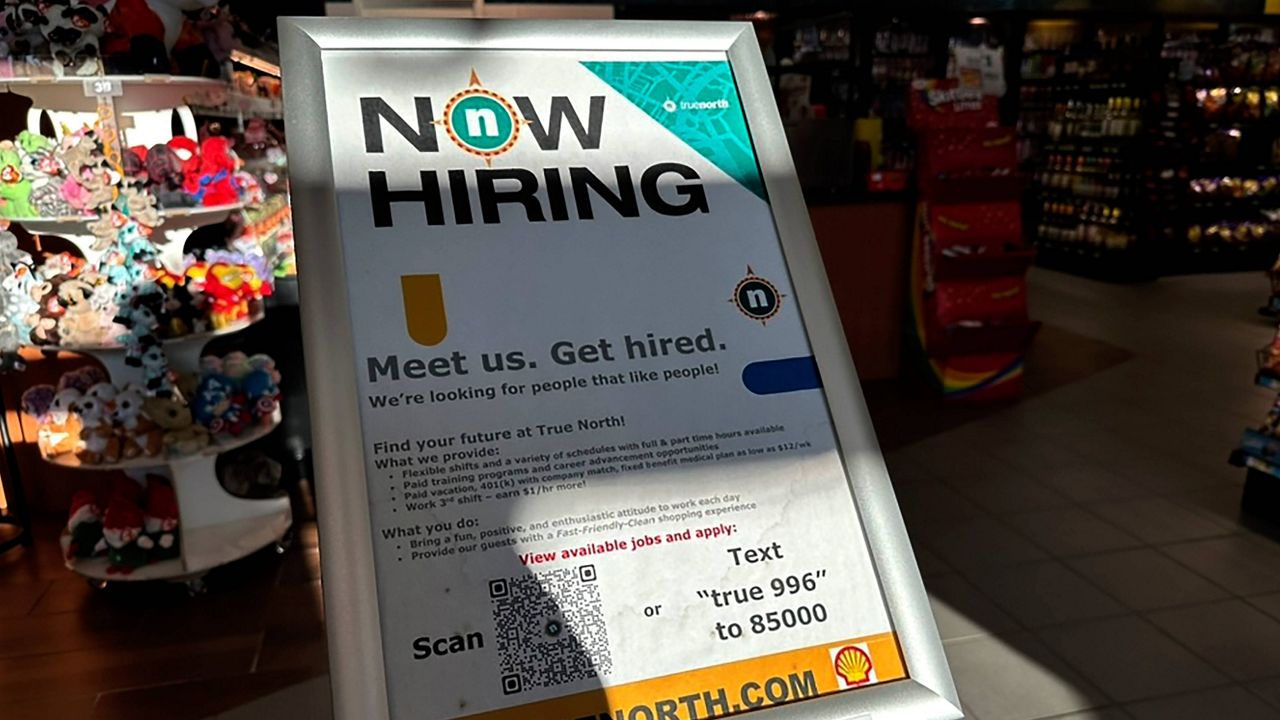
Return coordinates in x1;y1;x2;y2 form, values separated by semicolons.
461;632;906;720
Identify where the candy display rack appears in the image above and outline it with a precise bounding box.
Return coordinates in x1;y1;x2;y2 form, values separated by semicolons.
908;79;1039;401
4;71;290;592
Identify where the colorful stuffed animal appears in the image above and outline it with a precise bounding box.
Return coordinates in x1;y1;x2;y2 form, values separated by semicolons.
101;0;168;73
139;475;180;560
64;490;105;560
242;355;281;423
75;382;120;465
138;343;172;396
21;384;81;457
184;136;240;206
101;492;147;574
142;394;208;455
0;141;34;218
192;370;245;435
4;2;49;57
41;1;110;76
120;181;160;228
57;277;110;346
19;131;72;217
115;383;163;458
145;143;193;207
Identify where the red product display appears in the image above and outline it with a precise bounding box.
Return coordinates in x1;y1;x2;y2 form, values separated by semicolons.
919;128;1018;177
934;277;1028;328
908;89;1038;400
907;79;1000;131
928;202;1022;250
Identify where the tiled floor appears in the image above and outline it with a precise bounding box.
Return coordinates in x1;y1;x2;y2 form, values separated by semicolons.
0;519;326;719
886;268;1280;720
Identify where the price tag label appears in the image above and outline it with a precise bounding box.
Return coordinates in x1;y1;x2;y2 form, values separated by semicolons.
82;78;123;98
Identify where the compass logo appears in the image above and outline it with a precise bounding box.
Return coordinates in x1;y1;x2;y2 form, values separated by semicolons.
731;266;785;326
439;70;527;164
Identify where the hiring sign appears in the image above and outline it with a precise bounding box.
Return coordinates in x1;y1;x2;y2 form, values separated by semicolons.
281;19;960;720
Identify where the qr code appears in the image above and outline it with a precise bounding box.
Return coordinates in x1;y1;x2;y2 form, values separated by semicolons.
489;564;612;694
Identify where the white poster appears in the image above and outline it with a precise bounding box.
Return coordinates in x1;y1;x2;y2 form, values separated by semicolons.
318;49;905;720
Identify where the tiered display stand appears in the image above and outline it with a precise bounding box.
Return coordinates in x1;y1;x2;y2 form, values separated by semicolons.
7;74;291;593
1229;325;1280;523
907;81;1040;400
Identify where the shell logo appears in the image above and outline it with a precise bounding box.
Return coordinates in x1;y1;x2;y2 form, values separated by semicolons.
831;645;876;688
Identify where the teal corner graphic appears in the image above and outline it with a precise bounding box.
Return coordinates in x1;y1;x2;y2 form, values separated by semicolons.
582;61;766;201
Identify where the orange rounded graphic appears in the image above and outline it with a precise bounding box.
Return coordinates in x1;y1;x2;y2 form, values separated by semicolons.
834;646;874;687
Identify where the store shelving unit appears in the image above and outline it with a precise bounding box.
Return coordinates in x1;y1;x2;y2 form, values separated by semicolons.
5;74;290;592
1017;19;1159;281
1152;22;1280;274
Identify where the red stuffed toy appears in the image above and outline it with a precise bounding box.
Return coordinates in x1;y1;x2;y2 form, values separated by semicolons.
183;137;240;207
102;0;166;58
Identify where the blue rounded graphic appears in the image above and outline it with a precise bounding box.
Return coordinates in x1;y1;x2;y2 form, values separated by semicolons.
449;94;515;152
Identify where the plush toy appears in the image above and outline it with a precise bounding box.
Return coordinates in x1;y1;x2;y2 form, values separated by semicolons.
144;0;216;50
75;382;120;464
0;141;35;218
192;370;243;435
72;161;120;211
143;394;208;454
167;135;201;185
184;136;239;206
139;475;180;560
198;262;257;327
101;493;147;574
18;131;73;217
4;2;49;57
221;351;250;381
222;451;282;497
160;280;201;336
58;364;108;394
101;0;168;73
145;143;193;207
115;284;163;369
0;229;30;268
57;277;110;346
120;181;160;229
242;356;280;423
27;277;67;345
170;2;229;77
64;490;105;560
138;343;172;395
115;383;163;458
86;207;127;251
41;1;110;77
2;264;38;347
21;384;81;457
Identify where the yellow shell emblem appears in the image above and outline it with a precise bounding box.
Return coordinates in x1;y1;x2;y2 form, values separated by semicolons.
834;646;873;686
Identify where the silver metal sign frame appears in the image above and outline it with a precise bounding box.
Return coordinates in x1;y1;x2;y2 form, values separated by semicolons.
280;17;961;720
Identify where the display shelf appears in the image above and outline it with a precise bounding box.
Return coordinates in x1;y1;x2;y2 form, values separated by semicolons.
1033;238;1154;281
1160;240;1280;275
1;75;226;113
188;92;284;120
35;309;265;384
40;409;282;471
1257;372;1280;391
36;311;264;355
61;505;291;582
1243;453;1280;480
11;202;244;236
933;249;1037;281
